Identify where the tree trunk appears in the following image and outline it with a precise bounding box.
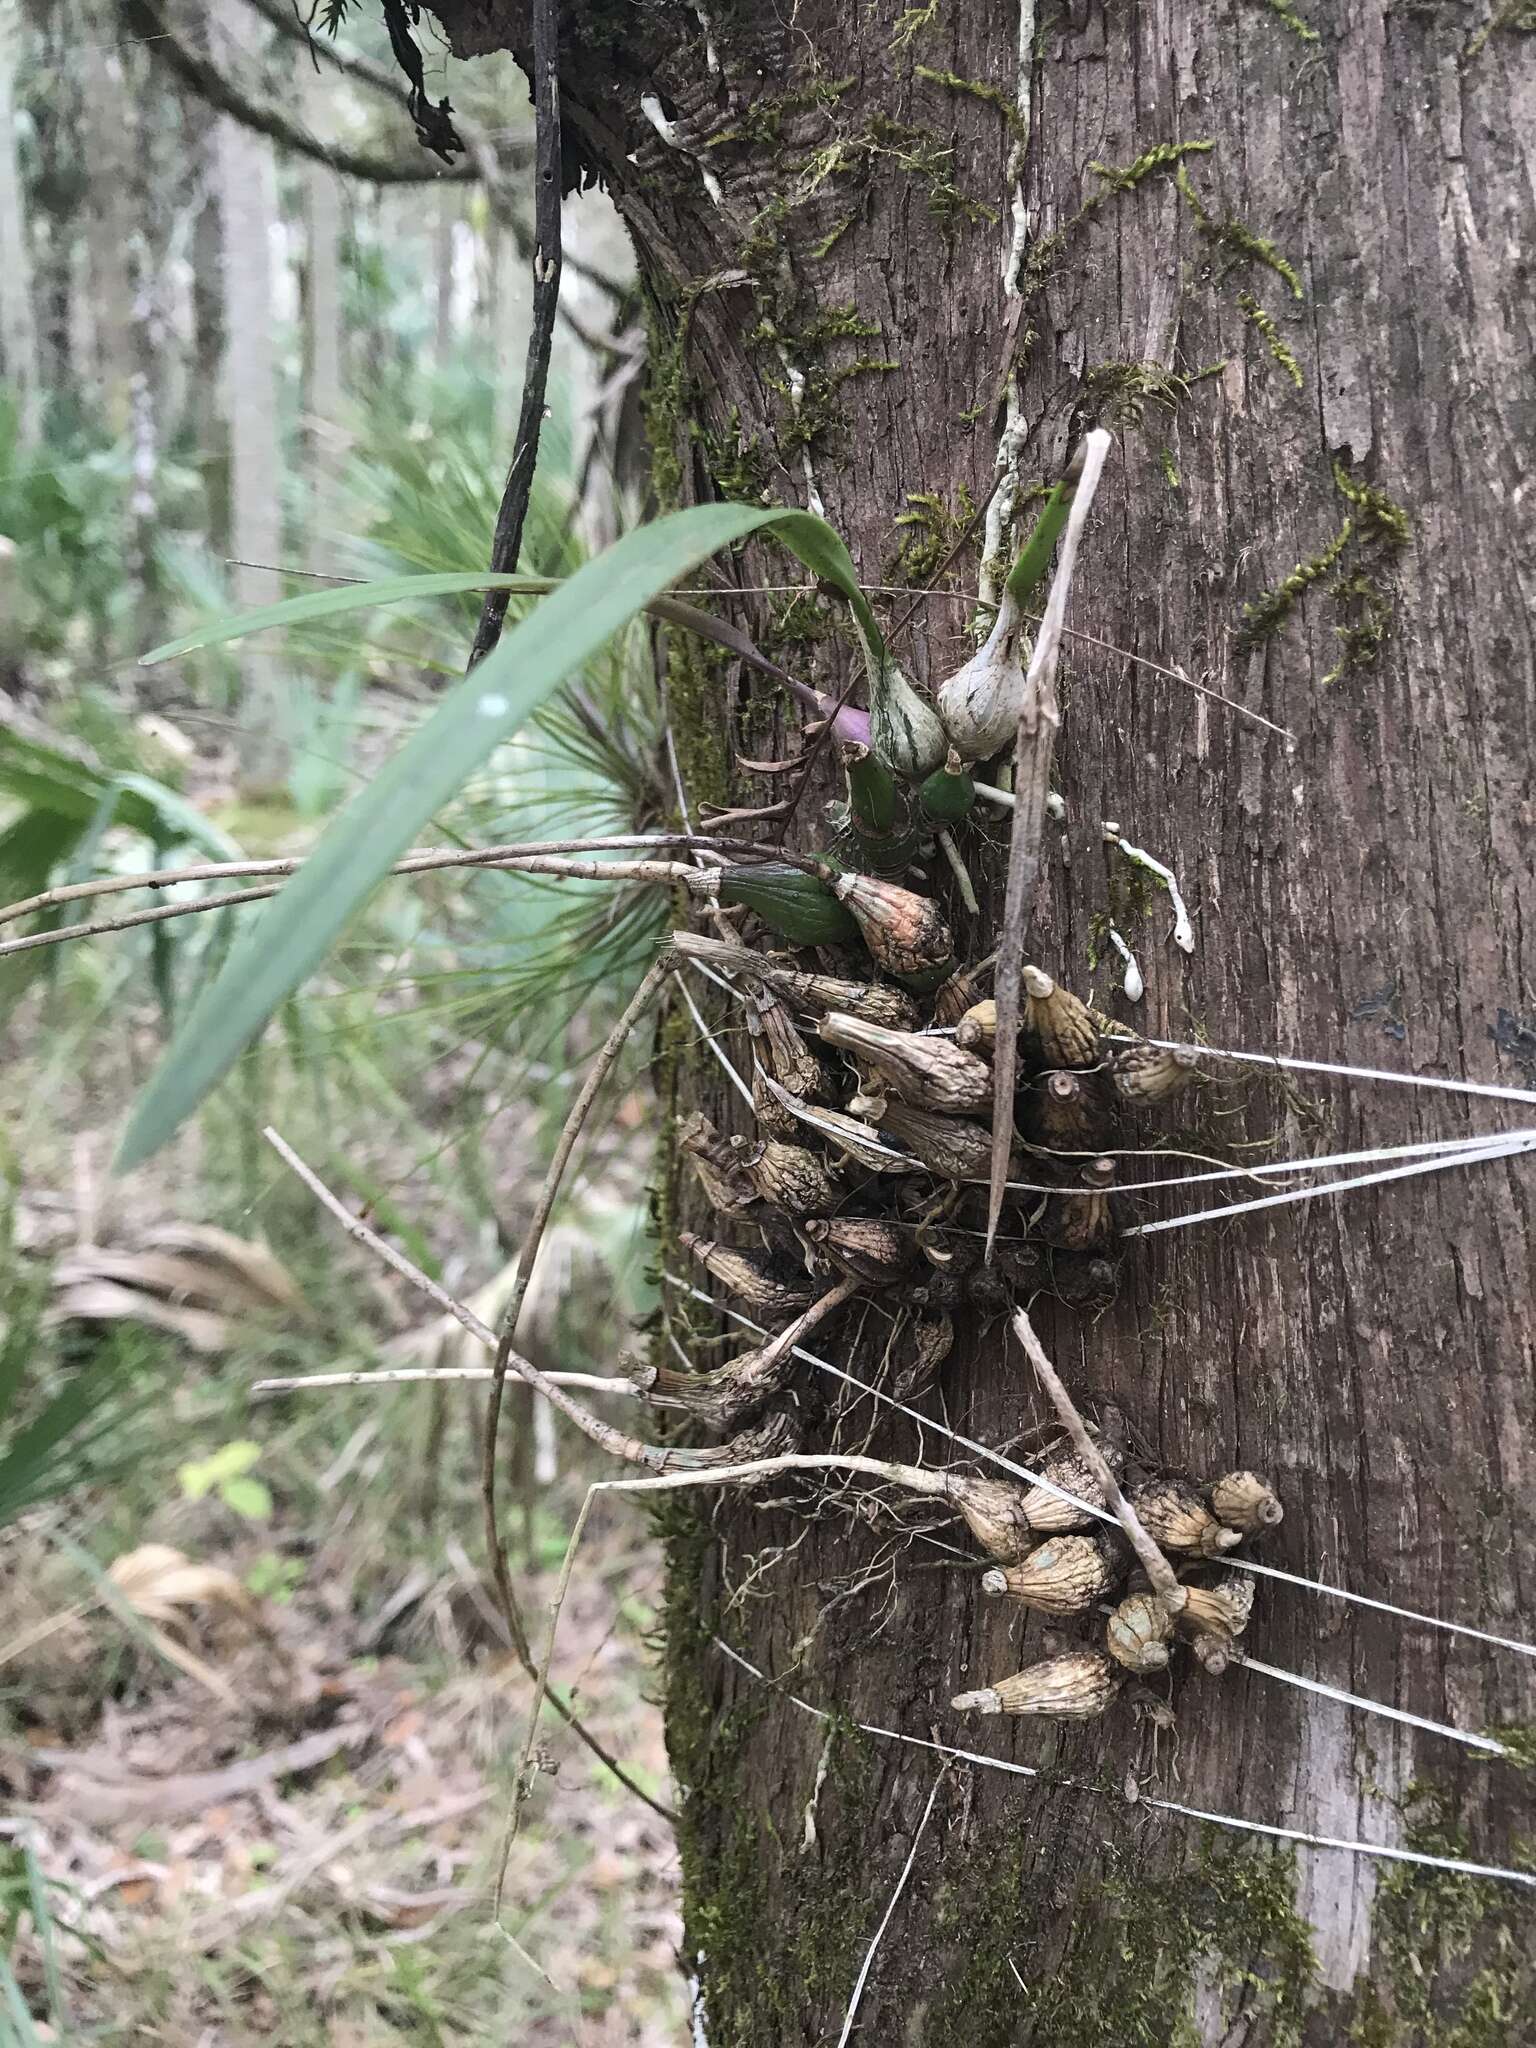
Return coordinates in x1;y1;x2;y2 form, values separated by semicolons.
303;67;346;556
211;0;286;791
76;0;138;434
0;0;41;448
424;5;1536;2038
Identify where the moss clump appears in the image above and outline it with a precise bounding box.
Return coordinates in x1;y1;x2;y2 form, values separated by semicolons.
891;0;939;48
862;110;998;226
926;1828;1316;2047
1321;461;1411;682
1239;519;1352;646
1238;291;1304;389
914;64;1029;144
1240;460;1410;665
1016;141;1215;304
1346;1788;1536;2046
890;483;979;581
1253;0;1320;42
765;589;835;651
1483;1723;1536;1773
666;628;733;814
808;211;857;259
1331;460;1412;549
1081;359;1222;430
1089;139;1215;192
701;409;772;503
706;75;856;150
1465;2;1536;59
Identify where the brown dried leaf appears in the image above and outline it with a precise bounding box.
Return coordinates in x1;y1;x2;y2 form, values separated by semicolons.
144;1224;311;1317
47;1278;233;1353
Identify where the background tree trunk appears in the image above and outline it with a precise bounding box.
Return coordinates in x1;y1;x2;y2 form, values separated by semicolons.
211;0;285;790
0;0;41;449
76;0;138;434
427;4;1536;2038
303;68;345;559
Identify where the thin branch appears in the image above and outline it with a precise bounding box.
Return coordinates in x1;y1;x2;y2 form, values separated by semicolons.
251;1365;637;1396
467;0;563;669
0;832;773;931
123;0;478;184
0;850;735;960
1010;1309;1185;1615
261;1126;676;1820
1124;1032;1536;1111
987;430;1111;1257
481;955;671;1662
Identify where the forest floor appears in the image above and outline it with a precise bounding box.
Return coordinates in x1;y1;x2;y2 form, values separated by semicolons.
0;945;687;2044
4;1488;685;2044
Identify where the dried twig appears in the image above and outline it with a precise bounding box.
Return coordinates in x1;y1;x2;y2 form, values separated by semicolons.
1011;1308;1185;1614
481;956;671;1670
467;0;562;669
0;832;772;931
986;429;1112;1256
251;1365;637;1397
262;1126;674;1820
0;852;735;960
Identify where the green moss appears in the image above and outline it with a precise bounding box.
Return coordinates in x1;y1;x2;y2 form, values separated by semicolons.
1081;359;1206;429
1240;457;1410;669
1088;139;1215;193
1238;519;1352;646
808;212;857;259
1465;1;1536;59
914;64;1029;144
891;0;939;48
1016;141;1216;306
701;409;772;503
1320;461;1411;682
666;628;733;814
1158;446;1181;492
706;75;856;150
765;590;835;651
926;1828;1316;2047
1238;291;1304;389
786;302;884;346
862;110;998;226
1346;1788;1536;2046
890;483;980;581
660;1499;882;2046
1177;161;1304;299
1252;0;1320;42
1331;460;1412;549
1486;1723;1536;1773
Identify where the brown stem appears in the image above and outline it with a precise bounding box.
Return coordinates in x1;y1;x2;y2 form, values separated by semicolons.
466;0;563;671
1011;1308;1186;1616
480;956;672;1671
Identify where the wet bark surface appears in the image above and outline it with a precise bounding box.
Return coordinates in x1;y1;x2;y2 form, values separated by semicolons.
426;3;1536;2038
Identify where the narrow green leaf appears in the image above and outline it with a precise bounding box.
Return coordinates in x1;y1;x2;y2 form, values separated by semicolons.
137;571;561;665
1004;473;1075;607
139;521;888;672
117;502;866;1169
